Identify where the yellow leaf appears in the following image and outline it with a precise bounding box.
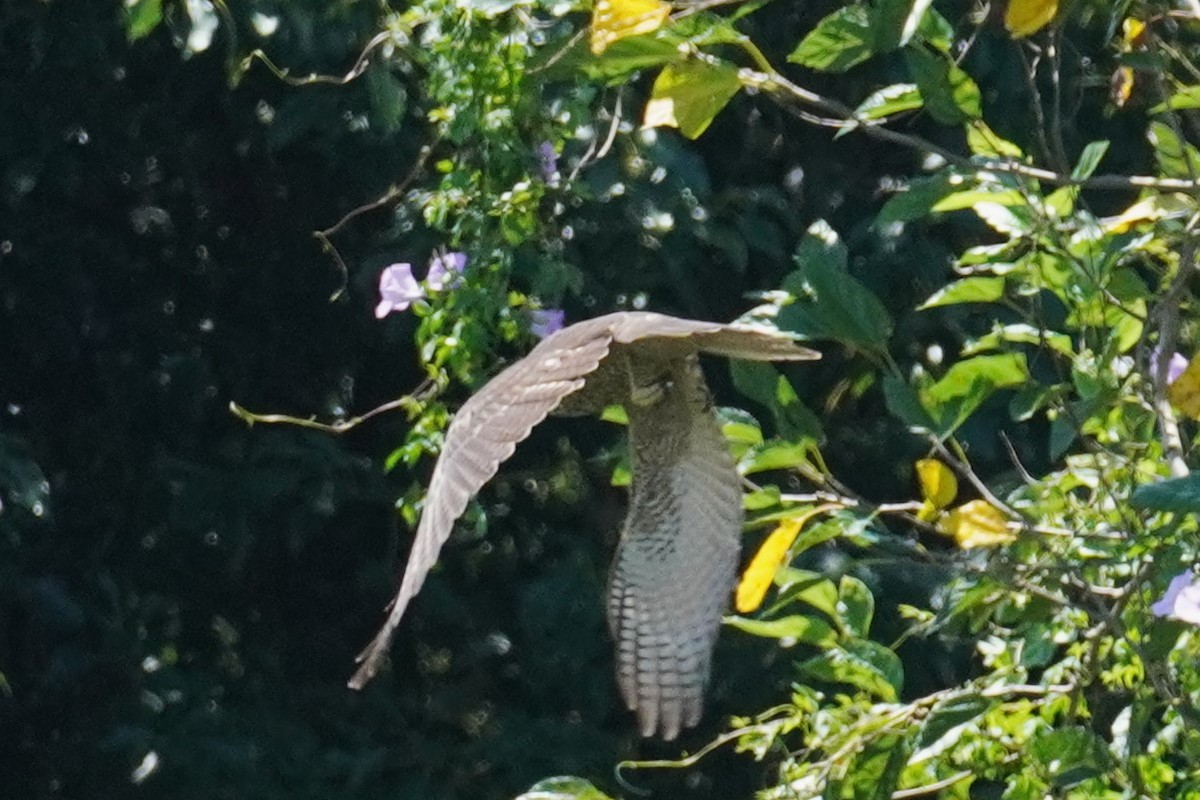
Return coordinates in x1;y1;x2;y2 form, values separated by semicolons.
1004;0;1058;38
915;459;957;515
1121;18;1146;50
590;0;670;56
735;505;835;614
938;500;1014;549
1168;357;1200;420
1103;193;1193;233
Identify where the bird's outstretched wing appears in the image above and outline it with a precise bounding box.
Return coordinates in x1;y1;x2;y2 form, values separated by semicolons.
348;312;816;690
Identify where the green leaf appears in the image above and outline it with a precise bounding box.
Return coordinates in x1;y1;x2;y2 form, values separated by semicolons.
852;83;923;122
1149;84;1200;113
904;48;982;124
788;6;875;73
973;201;1031;235
932;188;1026;212
740;441;814;475
718;406;765;446
922;354;1029;436
838;575;874;637
125;0;164;41
561;35;683;84
1030;727;1111;788
726;614;838;647
774;568;842;619
1131;475;1200;512
883;374;936;431
517;777;615;800
1148;121;1200;179
872;0;935;50
730;361;823;442
962;323;1074;357
919;276;1005;308
643;59;743;139
916;7;955;51
917;692;992;748
925;354;1029;402
966;121;1023;158
799;639;903;701
876;173;956;225
1072;140;1110;180
777;221;893;352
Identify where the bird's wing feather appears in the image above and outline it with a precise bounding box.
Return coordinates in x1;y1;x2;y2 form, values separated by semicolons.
348;324;615;688
608;371;743;740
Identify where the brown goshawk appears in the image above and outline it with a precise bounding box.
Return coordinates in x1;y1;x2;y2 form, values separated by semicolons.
348;311;819;739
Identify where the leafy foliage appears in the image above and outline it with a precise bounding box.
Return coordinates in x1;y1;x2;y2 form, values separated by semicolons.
8;0;1200;798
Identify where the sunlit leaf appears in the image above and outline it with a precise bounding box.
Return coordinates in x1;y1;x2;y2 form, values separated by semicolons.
966;122;1023;158
788;5;875;73
938;500;1014;548
800;639;903;700
643;60;742;139
725;613;838;647
125;0;164;41
916;459;957;512
1148;121;1200;179
904;48;981;124
1030;727;1112;787
919;276;1005;308
852;83;923;123
1005;0;1058;38
736;506;833;613
1150;85;1200;113
1102;193;1193;233
1072;140;1110;180
932;189;1026;212
916;693;992;750
590;0;670;55
962;323;1074;358
838;575;874;637
921;353;1029;436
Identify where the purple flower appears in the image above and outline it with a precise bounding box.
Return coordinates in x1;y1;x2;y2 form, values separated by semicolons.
537;141;558;181
1152;572;1200;624
530;308;565;339
427;251;466;291
1153;346;1189;385
1167;353;1189;385
375;263;424;319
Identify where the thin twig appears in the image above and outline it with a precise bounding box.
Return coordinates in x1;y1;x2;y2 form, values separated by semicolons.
928;437;1020;520
314;145;433;300
736;64;1200;192
228;379;434;433
892;771;972;799
241;30;395;86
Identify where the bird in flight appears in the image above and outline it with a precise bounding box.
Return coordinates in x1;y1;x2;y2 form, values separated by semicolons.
349;311;819;740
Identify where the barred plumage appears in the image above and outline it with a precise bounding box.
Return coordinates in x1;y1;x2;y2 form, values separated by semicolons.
348;311;819;739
